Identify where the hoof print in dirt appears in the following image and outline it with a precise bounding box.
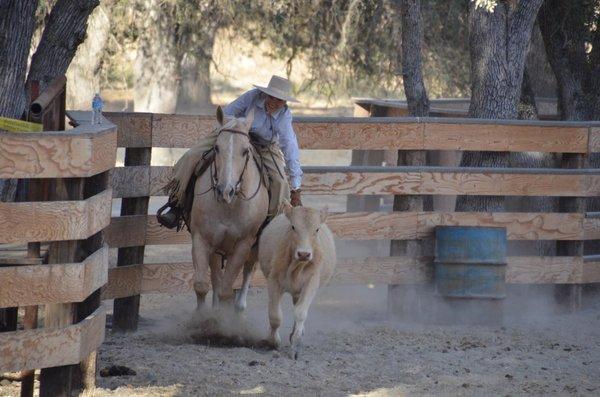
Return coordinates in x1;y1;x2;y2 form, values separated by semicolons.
248;360;265;366
99;365;137;377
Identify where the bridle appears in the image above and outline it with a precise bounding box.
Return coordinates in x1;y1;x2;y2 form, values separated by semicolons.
198;127;265;201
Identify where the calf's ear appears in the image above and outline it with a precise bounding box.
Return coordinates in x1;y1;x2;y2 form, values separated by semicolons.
280;200;293;220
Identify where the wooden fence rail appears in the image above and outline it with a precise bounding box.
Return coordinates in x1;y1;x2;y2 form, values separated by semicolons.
101;112;600;152
98;111;600;314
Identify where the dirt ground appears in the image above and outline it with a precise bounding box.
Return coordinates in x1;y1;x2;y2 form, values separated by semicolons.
4;285;599;397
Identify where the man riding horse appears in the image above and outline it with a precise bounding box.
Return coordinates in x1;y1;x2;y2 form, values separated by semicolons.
158;75;303;230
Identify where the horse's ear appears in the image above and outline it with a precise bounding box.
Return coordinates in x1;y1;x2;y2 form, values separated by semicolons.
216;106;224;126
244;108;255;130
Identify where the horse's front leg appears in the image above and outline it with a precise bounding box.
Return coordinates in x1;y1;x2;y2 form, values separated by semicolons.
235;246;258;312
209;253;223;309
191;232;212;310
220;237;254;304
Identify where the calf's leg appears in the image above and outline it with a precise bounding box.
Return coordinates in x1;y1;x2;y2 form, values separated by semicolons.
290;276;319;360
267;278;284;348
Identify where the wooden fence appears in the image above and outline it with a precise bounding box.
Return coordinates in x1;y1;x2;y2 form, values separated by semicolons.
0;111;116;395
99;113;600;313
2;110;598;388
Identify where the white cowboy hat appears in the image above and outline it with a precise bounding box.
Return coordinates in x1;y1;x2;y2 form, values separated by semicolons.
253;75;300;103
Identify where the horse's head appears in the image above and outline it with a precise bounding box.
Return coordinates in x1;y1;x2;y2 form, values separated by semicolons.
213;106;255;204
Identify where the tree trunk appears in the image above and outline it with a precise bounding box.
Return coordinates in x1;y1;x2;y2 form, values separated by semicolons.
388;0;431;319
26;0;100;91
391;0;430;250
133;0;179;113
538;0;600;257
0;0;37;119
538;0;593;121
176;35;215;114
457;0;543;212
66;5;110;110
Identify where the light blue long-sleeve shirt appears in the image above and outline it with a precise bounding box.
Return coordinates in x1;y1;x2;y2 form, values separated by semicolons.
223;89;303;190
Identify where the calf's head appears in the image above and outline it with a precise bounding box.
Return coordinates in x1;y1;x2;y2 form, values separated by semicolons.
284;204;329;262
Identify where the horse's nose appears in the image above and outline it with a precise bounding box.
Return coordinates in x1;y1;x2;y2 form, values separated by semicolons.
220;185;234;203
296;251;312;261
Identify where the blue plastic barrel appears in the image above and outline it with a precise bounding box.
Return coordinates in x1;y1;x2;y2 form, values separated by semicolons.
435;226;507;299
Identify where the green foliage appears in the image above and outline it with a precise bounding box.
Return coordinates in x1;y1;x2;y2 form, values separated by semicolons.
100;0;471;100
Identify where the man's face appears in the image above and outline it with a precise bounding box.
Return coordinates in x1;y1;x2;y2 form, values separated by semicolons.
265;94;286;114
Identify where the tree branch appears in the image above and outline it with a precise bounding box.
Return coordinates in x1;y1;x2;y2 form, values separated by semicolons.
26;0;99;90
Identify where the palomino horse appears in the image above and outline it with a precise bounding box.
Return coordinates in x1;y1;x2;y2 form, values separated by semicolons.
190;107;268;310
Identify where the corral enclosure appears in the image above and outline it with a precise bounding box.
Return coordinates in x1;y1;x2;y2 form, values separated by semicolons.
2;108;600;395
102;111;600;301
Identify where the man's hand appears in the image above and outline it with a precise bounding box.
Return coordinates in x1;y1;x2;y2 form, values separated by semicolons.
290;189;302;207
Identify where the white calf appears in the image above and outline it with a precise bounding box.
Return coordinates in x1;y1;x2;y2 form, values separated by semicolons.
258;204;336;359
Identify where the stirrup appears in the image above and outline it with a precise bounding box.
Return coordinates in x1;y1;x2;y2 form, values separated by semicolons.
156;202;182;230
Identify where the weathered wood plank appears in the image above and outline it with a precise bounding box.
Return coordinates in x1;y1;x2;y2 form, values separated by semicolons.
143;113;597;152
0;189;112;244
152;114;216;148
104;112;152;148
583;216;600;240
112;166;600;198
101;256;587;299
149;166;171;196
101;257;431;299
103;264;143;300
582;260;600;283
0;246;108;308
506;256;584;284
589;127;600;153
418;212;583;240
424;122;587;153
294;121;424;150
0;126;116;179
303;171;598;197
419;172;592;197
111;166;150;198
0;306;105;373
105;215;147;247
111;211;589;249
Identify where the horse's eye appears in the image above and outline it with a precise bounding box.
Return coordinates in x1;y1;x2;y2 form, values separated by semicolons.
242;148;249;156
214;145;220;153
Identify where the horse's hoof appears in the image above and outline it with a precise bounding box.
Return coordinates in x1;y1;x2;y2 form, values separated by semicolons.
234;301;246;313
290;344;302;360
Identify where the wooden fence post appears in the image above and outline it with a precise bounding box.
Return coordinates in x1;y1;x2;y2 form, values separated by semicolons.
555;152;586;311
113;138;152;331
39;178;84;397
